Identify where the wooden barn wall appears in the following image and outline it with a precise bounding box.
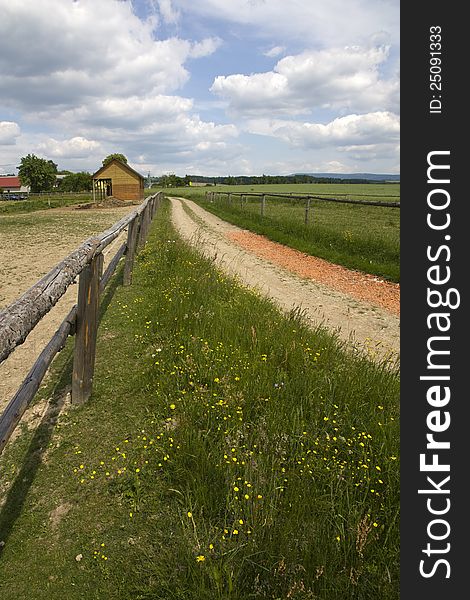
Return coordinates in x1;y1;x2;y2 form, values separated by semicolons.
98;163;144;201
112;183;143;201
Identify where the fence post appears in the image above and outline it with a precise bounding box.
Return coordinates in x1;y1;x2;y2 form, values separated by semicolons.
305;198;311;225
261;194;266;217
72;252;103;405
137;203;150;249
123;216;139;286
228;193;231;204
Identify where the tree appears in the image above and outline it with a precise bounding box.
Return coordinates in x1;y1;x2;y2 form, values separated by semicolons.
159;173;184;188
102;153;128;167
59;172;92;192
18;154;57;193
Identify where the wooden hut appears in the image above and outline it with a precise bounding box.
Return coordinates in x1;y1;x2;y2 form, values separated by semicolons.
92;159;144;203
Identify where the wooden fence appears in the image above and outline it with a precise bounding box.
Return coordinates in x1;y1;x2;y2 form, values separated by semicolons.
205;190;400;224
0;192;163;455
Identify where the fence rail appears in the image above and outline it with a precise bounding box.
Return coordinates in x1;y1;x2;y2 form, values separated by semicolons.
206;190;400;208
0;192;163;455
205;190;399;225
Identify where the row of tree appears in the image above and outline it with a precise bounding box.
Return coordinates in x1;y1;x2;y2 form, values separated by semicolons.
16;153;128;193
183;174;377;185
152;173;382;188
14;152;379;195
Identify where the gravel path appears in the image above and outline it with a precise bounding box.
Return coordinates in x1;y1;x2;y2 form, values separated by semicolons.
170;196;400;363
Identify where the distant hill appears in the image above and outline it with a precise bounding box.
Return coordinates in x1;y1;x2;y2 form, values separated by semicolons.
294;173;400;182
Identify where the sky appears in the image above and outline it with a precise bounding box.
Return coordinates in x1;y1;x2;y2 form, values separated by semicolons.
0;0;399;178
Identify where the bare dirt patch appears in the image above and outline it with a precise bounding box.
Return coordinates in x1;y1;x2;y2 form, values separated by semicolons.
170;197;400;363
0;205;135;413
49;501;72;530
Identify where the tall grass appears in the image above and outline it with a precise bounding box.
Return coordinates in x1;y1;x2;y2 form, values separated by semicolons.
0;199;399;599
169;187;400;282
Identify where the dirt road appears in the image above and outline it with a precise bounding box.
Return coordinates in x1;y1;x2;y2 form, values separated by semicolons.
169;196;400;363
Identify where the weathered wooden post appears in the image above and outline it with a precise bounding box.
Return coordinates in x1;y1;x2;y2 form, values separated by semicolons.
72;252;103;405
137;202;150;249
261;194;266;217
123;216;139;286
146;199;153;232
305;198;311;225
152;193;159;215
228;193;232;204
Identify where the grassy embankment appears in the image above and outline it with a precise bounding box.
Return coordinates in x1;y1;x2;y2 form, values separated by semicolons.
0;199;399;599
165;183;400;282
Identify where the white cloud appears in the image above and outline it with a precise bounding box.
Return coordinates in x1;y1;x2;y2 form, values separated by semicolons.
63;95;194;128
189;37;223;59
0;0;220;112
169;0;399;47
48;95;240;172
155;0;180;24
57;93;238;148
246;112;399;150
263;46;286;58
37;136;101;159
0;121;21;145
211;46;399;116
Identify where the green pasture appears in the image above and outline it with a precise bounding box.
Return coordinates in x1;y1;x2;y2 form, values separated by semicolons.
184;182;400;200
165;184;400;282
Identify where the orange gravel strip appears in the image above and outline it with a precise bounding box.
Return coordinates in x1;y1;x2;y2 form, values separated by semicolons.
226;231;400;316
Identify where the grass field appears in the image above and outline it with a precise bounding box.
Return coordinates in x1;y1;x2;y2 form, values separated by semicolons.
181;182;400;199
0;199;399;599
163;184;400;282
0;193;93;215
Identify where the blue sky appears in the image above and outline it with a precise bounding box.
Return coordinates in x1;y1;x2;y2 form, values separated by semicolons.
0;0;399;177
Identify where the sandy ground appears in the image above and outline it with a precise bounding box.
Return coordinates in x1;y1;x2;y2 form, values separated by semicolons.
0;205;135;414
170;197;400;363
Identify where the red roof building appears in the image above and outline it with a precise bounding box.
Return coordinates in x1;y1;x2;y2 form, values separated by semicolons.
0;176;20;189
0;176;30;195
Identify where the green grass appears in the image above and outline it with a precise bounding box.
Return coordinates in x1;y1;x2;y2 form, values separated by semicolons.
165;184;400;282
163;183;400;199
0;193;92;215
0;199;399;599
